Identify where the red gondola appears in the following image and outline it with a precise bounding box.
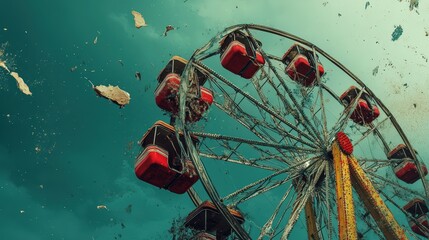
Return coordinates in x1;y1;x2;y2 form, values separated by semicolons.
394;160;428;184
403;198;429;237
220;31;265;79
155;56;214;122
339;86;380;125
157;56;208;85
388;143;414;159
388;144;428;184
282;43;325;87
135;121;199;194
185;201;245;238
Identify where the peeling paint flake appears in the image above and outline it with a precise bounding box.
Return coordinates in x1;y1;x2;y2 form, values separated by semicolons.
0;60;10;73
11;72;32;95
92;83;130;107
131;10;147;28
97;205;108;210
391;25;403;41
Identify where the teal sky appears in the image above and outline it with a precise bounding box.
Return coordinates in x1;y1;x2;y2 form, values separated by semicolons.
1;0;429;239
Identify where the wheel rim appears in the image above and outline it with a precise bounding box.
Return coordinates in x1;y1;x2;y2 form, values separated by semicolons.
173;24;429;239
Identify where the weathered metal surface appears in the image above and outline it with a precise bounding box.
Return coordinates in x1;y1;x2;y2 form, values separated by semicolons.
305;198;321;240
332;142;357;239
348;155;407;240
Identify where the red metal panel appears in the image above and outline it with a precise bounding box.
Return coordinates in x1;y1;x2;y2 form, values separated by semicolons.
155;75;213;122
168;160;199;194
285;54;325;87
395;161;428;184
187;87;214;122
221;41;248;74
220;40;264;79
134;146;177;188
240;51;265;79
339;87;380;125
155;73;180;113
348;99;380;125
201;87;214;105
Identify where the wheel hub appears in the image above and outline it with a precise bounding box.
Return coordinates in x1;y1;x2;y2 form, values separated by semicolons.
336;132;353;155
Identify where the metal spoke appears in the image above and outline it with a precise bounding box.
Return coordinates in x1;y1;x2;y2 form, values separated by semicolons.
216;138;289;169
196;61;318;143
244;29;323;145
221;155;322;202
231;175;296;207
281;161;327;239
258;184;294;240
221;168;290;203
212;81;317;150
170;24;429;240
311;46;329;142
380;190;429;237
352;117;390;147
324;161;334;239
271;191;298;239
191;131;320;153
367;171;427;199
198;152;281;171
255;66;322;143
214;101;318;149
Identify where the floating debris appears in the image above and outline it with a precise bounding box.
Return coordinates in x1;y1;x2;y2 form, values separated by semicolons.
118;60;124;67
20;210;25;214
70;66;78;72
125;204;132;213
11;72;32;95
3;28;7;31
372;66;379;76
35;146;41;153
413;103;417;108
93;36;98;45
391;25;403;41
409;0;419;10
0;60;10;73
131;10;147;28
163;25;175;36
135;71;141;80
365;1;370;9
97;205;108;210
90;81;130;107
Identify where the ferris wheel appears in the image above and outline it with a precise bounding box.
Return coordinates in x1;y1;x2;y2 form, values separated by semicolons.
135;24;429;239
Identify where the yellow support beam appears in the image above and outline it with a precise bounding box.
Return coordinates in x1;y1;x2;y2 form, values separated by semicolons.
332;142;357;239
348;155;407;240
305;198;321;240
